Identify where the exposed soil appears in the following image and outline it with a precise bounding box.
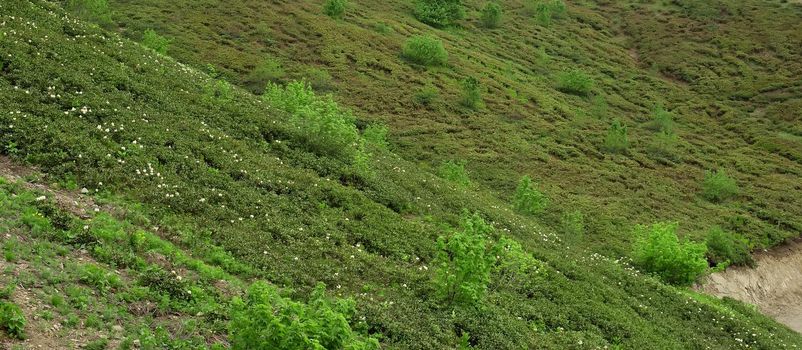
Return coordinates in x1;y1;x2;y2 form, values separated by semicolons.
699;240;802;333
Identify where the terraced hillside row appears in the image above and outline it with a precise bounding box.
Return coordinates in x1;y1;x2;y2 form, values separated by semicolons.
0;0;801;349
99;0;802;255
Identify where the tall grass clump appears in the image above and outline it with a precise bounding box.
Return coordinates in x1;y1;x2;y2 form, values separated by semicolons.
229;281;379;349
414;0;465;27
480;2;503;28
556;69;593;95
603;120;629;154
323;0;347;19
263;81;361;161
632;222;708;286
705;227;753;268
402;35;449;66
142;29;170;54
701;169;739;202
513;175;548;215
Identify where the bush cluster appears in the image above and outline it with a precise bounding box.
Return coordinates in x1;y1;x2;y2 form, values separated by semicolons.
701;169;739;202
603;120;629;154
402;35;449;66
529;0;567;26
142;29;170;54
556;69;593;95
705;227;753;267
414;0;465;27
480;2;503;28
513;176;548;215
438;160;471;187
323;0;347;19
632;222;708;286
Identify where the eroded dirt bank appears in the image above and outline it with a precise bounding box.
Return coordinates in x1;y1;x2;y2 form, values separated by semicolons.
700;240;802;333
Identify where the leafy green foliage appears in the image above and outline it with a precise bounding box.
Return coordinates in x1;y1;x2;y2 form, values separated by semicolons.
438;160;471;187
529;0;567;26
245;57;285;93
65;0;112;27
480;2;503;28
402;35;448;66
414;84;440;106
701;169;739;202
513;176;548;215
434;213;494;307
141;29;170;54
362;124;389;150
264;81;361;161
414;0;465;27
632;222;708;286
460;77;483;110
79;263;122;294
305;67;333;91
323;0;347;19
0;301;26;339
705;227;753;267
648;106;674;132
561;210;584;237
603;120;629;154
489;236;546;293
556;70;593;95
230;281;379;350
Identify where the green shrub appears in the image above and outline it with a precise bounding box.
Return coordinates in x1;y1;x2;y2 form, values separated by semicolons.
229;281;379;349
65;0;112;27
305;67;333;91
603;120;628;154
647;130;679;161
434;213;494;307
362;124;389;150
414;84;440;106
701;169;739;202
402;35;448;66
561;210;585;237
632;222;708;286
490;236;546;293
460;77;483;110
480;2;503;28
79;264;122;294
513;175;548;215
323;0;347;19
414;0;465;27
705;227;753;267
263;81;361;161
141;29;170;55
245;57;285;93
374;22;393;34
529;0;567;26
438;160;470;188
648;106;674;132
0;301;26;339
556;69;593;95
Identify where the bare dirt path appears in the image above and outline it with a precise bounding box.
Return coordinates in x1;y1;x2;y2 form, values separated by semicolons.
699;240;802;333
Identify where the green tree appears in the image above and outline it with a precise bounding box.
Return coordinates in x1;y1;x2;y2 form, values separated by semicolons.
323;0;347;19
648;105;674;132
142;29;170;54
480;2;503;28
513;175;548;215
701;169;739;202
460;77;483;110
414;0;465;27
438;160;470;188
603;120;629;154
402;35;449;66
632;222;708;285
434;213;494;307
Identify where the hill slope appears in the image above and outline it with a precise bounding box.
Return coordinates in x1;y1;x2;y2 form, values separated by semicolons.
1;0;801;349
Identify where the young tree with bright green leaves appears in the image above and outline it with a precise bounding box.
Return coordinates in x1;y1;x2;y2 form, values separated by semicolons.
142;29;170;54
480;2;503;28
701;169;739;202
434;213;495;307
323;0;347;19
513;175;548;215
632;222;708;286
603;120;629;154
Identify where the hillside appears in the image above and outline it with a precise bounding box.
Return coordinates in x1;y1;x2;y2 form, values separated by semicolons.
1;0;801;349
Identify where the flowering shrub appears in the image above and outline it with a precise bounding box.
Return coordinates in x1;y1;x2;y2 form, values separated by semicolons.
230;281;379;350
632;222;708;285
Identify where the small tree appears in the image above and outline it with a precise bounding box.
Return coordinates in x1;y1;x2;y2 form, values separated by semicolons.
529;0;567;26
603;120;628;154
480;2;503;28
323;0;347;19
556;70;593;96
513;175;548;215
142;29;170;54
438;160;470;188
362;123;389;150
632;222;708;286
402;35;449;66
701;169;738;202
705;226;753;267
648;105;674;132
414;0;465;27
561;210;584;237
434;213;494;307
460;77;483;110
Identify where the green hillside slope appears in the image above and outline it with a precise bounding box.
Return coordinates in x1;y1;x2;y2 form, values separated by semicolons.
1;0;801;349
101;0;802;255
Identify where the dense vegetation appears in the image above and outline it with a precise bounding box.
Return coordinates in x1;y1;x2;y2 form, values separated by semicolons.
1;0;802;348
